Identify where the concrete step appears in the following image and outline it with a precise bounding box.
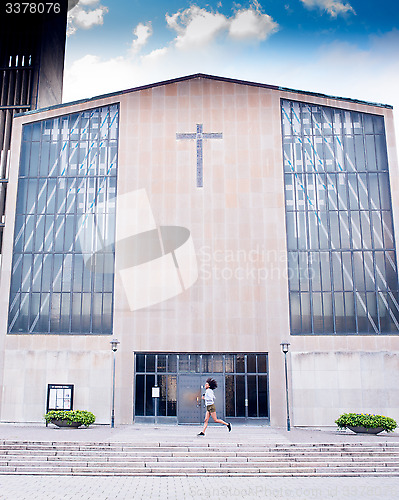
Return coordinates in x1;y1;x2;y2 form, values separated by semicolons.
2;471;398;477
2;465;399;476
0;451;399;462
1;440;398;477
2;443;398;452
0;442;399;449
0;437;399;450
2;450;398;460
2;446;398;455
2;458;399;467
0;459;399;469
2;458;399;468
2;446;398;454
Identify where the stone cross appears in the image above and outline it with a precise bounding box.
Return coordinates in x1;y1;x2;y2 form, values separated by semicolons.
176;124;223;187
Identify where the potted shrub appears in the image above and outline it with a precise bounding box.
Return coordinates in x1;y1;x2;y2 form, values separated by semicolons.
45;410;96;428
335;413;397;434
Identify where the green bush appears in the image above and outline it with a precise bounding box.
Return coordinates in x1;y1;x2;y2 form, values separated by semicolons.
335;413;397;433
44;410;96;427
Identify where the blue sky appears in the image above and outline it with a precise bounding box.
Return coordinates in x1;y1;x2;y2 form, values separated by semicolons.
64;0;399;141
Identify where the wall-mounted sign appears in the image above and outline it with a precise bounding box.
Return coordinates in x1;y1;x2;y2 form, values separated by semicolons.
47;384;74;412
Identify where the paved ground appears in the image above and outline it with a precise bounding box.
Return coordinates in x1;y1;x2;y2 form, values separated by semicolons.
0;423;398;500
0;475;398;500
1;422;399;444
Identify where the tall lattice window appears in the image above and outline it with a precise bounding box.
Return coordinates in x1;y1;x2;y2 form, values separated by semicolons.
282;99;399;334
8;104;119;334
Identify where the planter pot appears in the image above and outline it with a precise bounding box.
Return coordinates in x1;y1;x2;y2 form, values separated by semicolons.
348;425;384;435
51;419;82;428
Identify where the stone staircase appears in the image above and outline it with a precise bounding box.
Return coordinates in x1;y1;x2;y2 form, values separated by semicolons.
0;440;398;476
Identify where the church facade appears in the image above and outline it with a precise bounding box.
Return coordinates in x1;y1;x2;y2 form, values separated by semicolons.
0;74;398;427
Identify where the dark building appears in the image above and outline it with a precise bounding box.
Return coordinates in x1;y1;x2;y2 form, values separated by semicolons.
0;0;71;248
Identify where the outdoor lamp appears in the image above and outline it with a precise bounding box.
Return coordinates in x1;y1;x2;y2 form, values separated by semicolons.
110;339;120;352
110;339;120;428
280;341;291;431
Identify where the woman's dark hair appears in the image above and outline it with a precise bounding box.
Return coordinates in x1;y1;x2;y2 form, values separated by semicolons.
206;378;217;390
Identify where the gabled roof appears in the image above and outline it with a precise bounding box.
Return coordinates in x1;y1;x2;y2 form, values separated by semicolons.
18;73;392;116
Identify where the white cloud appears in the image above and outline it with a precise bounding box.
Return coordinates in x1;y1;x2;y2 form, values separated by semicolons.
78;0;100;4
64;54;137;97
166;2;279;49
131;22;153;54
142;47;169;61
63;29;399;150
166;6;228;49
229;1;279;40
264;29;399;149
67;1;109;36
310;34;399;109
73;7;108;29
63;45;214;102
300;0;355;17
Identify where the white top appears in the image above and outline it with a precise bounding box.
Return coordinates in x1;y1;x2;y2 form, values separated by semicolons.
204;388;215;406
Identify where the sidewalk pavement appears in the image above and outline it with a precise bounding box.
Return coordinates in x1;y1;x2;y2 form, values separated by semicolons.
1;421;399;444
0;423;398;500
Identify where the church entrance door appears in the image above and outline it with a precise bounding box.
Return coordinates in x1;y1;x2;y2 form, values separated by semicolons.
134;353;269;423
177;374;224;424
